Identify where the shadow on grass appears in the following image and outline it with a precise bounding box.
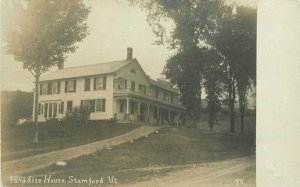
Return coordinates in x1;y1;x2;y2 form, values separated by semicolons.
28;127;255;184
1;121;140;161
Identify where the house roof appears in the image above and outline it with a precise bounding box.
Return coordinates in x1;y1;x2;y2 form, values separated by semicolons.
40;59;135;81
39;58;179;94
150;79;178;93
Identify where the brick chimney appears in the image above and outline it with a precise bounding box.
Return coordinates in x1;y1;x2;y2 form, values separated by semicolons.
127;47;133;60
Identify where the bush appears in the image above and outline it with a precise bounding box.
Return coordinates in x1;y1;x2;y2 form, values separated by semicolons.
1;90;33;128
63;106;91;126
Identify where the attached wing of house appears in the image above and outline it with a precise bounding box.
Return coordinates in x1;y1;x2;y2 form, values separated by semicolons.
34;48;185;125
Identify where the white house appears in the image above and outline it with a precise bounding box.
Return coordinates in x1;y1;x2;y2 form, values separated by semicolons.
33;48;185;125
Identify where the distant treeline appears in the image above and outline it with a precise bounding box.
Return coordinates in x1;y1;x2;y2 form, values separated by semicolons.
1;90;33;127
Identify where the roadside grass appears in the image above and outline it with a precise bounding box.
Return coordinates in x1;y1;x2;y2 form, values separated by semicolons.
1;121;140;161
28;126;255;184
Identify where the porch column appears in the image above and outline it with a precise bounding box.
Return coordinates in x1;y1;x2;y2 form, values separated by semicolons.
168;110;171;123
126;98;129;114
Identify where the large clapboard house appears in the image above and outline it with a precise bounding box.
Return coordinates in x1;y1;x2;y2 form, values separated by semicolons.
33;48;185;125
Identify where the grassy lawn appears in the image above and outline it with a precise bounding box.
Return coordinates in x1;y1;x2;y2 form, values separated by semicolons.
28;126;255;185
1;121;140;161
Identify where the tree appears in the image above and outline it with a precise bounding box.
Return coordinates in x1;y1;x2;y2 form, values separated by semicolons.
202;50;224;131
2;0;90;142
130;0;224;126
214;5;256;133
232;6;256;133
163;47;203;126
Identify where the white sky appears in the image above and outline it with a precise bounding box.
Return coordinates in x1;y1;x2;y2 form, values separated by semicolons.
0;0;256;91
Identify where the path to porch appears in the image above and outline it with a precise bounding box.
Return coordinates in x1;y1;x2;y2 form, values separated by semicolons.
2;125;163;181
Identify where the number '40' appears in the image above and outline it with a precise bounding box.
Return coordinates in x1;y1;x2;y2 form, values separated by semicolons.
235;178;244;185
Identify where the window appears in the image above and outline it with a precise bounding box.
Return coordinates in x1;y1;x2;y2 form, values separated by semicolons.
117;78;127;90
130;68;136;74
96;99;106;112
154;107;158;119
162;91;166;100
47;83;52;95
38;103;43;115
58;103;61;114
90;100;96;112
49;103;53;118
41;84;48;95
131;81;135;91
52;82;60;94
67;101;73;111
130;102;135;115
155;89;159;99
61;102;64;114
139;84;147;95
39;84;43;95
94;76;106;90
84;78;90;91
166;93;170;102
171;95;174;103
120;100;124;113
44;103;48;118
81;99;96;112
65;80;76;93
53;103;57;117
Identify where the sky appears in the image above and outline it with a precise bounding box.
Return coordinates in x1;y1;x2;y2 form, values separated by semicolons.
0;0;256;92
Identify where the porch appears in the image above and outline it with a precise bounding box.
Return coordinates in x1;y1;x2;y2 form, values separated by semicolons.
114;97;184;126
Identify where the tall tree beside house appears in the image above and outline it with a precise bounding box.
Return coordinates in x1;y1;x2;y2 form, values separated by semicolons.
130;0;224;126
2;0;90;142
131;0;256;132
230;6;256;133
202;50;224;131
163;48;204;126
214;5;256;133
213;4;237;133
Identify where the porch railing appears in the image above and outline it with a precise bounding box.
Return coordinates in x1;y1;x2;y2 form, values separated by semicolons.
113;88;184;109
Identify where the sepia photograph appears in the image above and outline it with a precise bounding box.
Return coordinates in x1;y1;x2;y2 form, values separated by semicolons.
1;0;259;186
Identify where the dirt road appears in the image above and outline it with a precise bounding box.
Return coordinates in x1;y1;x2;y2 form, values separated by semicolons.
121;156;255;187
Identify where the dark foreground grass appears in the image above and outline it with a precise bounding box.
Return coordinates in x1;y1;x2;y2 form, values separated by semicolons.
1;121;140;161
28;127;255;185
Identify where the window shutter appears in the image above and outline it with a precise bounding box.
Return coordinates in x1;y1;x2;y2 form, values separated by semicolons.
57;82;61;94
40;84;43;95
65;81;67;93
103;99;106;112
38;103;41;115
94;78;96;90
80;100;83;107
73;80;76;92
47;83;52;95
61;102;64;113
103;76;106;90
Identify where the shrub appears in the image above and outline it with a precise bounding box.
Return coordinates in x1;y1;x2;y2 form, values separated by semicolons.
63;106;91;126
